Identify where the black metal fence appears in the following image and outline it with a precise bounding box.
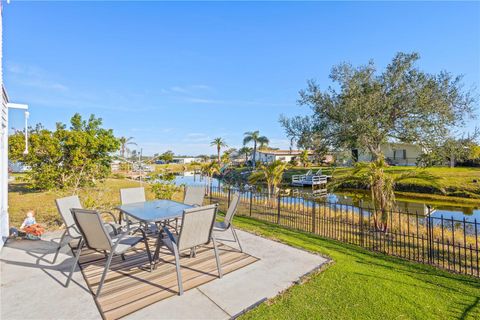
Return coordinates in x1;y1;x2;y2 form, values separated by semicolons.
202;185;479;278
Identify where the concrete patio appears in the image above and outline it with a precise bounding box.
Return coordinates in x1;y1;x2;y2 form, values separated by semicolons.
1;228;328;320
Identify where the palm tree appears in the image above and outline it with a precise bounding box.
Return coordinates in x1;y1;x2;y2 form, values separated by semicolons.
249;160;290;200
243;131;269;167
238;146;253;162
201;161;220;194
299;150;310;167
331;157;443;232
210;137;228;163
118;136;136;158
258;140;269;150
221;151;231;165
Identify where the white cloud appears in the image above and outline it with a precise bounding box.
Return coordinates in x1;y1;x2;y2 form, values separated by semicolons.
7;63;69;92
6;62;157;112
168;84;212;94
183;132;211;143
184;97;292;107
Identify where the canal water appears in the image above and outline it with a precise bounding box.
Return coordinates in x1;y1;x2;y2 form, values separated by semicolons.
171;172;480;222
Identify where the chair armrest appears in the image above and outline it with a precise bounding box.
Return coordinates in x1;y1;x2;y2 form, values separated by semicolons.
99;210;118;224
66;224;81;237
105;222;120;235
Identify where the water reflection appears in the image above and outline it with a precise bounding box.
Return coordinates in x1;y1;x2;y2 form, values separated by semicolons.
169;171;480;221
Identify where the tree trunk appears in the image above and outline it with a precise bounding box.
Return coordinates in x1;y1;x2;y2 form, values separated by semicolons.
450;154;455;168
217;146;221;164
368;144;383;161
252;142;257;168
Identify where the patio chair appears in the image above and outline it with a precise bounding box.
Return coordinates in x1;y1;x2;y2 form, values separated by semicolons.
156;204;222;295
176;185;206;234
67;208;153;297
183;185;205;206
120;187;146;228
214;192;243;252
53;195;120;263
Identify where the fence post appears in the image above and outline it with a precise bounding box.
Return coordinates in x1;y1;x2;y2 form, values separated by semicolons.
209;183;213;204
426;206;433;264
227;186;231;207
249;190;253;217
277;194;281;224
360;207;364;247
312;201;316;234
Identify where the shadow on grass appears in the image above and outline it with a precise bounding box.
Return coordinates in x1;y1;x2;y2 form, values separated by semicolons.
8;182;42;194
460;297;479;320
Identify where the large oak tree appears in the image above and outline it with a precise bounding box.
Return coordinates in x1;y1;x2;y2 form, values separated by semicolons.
281;52;475;159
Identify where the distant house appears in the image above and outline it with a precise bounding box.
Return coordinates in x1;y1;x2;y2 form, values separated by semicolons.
8;161;30;173
111;160;121;172
171;157;201;164
352;143;425;166
251;149;334;164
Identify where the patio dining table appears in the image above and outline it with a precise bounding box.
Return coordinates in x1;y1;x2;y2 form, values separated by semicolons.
116;199;193;226
116;199;194;265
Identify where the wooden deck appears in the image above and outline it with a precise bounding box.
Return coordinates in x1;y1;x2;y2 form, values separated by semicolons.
76;238;258;320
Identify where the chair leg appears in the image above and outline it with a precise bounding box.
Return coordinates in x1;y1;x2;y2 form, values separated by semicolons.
189;246;197;258
212;237;223;278
53;229;67;264
173;245;183;295
97;252;114;297
231;226;243;253
66;239;84;287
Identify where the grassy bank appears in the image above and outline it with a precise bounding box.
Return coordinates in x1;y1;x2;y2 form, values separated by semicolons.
7;177;182;230
233;216;480;320
284;166;480;201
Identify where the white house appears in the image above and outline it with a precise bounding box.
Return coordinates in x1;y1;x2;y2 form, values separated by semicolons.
1;6;30;248
251;149;335;164
352;143;425;166
171;157;201;164
250;150;306;164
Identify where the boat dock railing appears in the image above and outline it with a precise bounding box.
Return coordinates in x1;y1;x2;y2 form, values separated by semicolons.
291;173;328;186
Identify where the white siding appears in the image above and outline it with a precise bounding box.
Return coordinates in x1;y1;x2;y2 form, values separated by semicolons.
356;143;423;166
0;4;8;249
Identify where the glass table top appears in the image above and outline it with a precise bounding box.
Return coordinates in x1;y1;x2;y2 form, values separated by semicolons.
116;199;193;222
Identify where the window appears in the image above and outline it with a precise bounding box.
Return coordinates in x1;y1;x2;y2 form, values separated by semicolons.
394;149;407;160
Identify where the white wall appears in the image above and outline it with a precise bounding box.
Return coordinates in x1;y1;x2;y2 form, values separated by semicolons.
252;151;303;164
172;157;199;164
355;143;423;166
0;4;8;249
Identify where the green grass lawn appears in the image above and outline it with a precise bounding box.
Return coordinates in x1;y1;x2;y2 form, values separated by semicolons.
284;166;480;201
233;215;480;320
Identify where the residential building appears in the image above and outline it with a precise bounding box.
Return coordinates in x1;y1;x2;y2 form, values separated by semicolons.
352;143;425;166
251;149;334;164
171;157;201;164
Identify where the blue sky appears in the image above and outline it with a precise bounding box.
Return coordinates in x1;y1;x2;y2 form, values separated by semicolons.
4;1;479;156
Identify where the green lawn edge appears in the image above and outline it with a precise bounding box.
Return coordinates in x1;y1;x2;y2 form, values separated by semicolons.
231;215;480;320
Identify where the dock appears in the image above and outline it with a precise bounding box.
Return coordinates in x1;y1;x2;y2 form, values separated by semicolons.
291;169;329;187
